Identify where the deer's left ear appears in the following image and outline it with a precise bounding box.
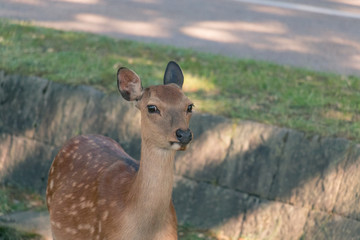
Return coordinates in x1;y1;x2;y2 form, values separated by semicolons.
117;67;143;101
163;61;184;88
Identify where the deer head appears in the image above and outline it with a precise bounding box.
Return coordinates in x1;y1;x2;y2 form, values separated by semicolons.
117;61;193;151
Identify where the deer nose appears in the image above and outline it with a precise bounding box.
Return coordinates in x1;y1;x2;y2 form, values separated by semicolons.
176;129;192;145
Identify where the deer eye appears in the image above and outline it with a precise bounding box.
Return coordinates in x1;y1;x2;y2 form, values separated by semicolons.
147;105;160;114
187;104;194;113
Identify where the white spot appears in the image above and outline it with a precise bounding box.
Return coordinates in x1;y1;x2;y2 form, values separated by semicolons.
69;211;78;216
56;222;62;229
102;211;109;221
65;194;73;199
78;224;91;230
65;227;77;235
79;200;94;209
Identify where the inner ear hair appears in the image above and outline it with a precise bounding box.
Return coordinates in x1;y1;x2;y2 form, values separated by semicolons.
117;67;143;101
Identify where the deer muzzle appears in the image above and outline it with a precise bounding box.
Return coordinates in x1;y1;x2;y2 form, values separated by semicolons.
176;128;192;145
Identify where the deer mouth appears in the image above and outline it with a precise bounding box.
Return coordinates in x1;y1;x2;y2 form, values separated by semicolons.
170;142;189;151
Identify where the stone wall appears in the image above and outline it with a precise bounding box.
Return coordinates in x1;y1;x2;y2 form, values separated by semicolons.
1;72;359;239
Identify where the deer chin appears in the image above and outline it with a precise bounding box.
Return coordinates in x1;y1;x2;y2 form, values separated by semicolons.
170;142;188;151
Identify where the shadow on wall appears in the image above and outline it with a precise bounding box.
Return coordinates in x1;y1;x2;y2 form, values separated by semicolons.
1;73;360;239
173;113;360;239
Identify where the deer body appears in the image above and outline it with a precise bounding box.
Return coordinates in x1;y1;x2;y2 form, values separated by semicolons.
46;62;193;240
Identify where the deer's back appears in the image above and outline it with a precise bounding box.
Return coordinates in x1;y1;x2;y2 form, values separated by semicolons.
46;134;139;239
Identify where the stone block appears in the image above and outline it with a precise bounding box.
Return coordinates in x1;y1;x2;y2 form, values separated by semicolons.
333;144;360;220
219;121;288;199
35;81;93;145
268;133;350;212
0;134;57;193
0;73;141;158
0;74;50;139
173;176;198;224
240;197;308;240
173;176;247;239
302;210;360;240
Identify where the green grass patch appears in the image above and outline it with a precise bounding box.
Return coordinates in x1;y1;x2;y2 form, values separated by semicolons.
0;226;41;240
178;225;217;240
1;19;359;141
0;186;45;215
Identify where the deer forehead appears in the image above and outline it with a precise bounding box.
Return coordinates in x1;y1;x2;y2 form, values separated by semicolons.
144;84;191;106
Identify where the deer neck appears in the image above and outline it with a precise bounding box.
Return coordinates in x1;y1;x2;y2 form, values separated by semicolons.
126;141;176;232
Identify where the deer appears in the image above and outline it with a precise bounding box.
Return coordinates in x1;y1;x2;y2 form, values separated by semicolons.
46;61;194;240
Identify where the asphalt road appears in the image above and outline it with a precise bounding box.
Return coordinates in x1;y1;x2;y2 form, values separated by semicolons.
0;0;359;76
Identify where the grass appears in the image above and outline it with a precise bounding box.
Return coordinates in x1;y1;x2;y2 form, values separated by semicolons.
0;186;45;215
1;19;360;141
178;225;217;240
0;226;41;240
0;186;43;240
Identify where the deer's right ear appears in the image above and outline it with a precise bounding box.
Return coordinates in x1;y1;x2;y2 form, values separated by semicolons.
117;67;143;101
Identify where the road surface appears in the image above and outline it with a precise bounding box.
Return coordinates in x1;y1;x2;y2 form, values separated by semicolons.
0;0;359;76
